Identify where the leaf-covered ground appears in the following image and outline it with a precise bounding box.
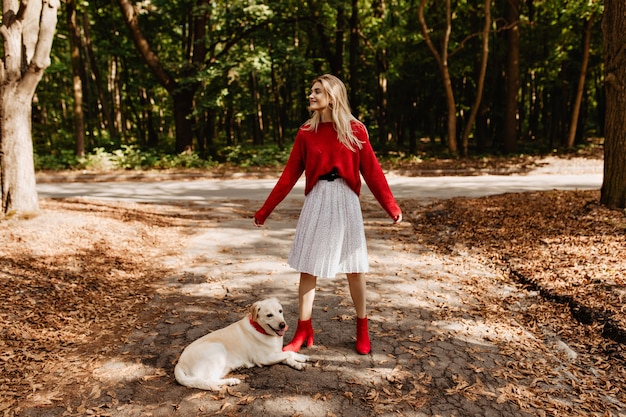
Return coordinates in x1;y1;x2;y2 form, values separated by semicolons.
2;152;626;416
410;189;626;349
0;201;188;415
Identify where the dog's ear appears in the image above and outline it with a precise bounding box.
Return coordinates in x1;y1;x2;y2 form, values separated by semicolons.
249;301;260;321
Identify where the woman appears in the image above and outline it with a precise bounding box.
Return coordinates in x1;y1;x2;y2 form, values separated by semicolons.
253;74;402;355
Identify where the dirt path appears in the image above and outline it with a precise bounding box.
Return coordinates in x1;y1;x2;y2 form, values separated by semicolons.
9;189;624;417
6;156;625;416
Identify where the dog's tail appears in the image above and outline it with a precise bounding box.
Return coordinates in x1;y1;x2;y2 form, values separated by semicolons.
174;364;223;391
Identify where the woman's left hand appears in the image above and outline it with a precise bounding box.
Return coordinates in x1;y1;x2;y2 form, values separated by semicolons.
393;214;402;224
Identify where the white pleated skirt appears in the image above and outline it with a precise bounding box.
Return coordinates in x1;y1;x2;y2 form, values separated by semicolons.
288;178;368;278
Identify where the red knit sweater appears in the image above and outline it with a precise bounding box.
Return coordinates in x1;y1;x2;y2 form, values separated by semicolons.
254;121;402;225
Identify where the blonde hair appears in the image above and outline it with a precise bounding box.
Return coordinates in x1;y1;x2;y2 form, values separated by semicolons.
304;74;364;151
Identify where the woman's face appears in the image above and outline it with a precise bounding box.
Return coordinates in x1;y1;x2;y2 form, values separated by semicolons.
308;81;331;113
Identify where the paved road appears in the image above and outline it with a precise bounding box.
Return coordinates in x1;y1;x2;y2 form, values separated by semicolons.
37;173;603;203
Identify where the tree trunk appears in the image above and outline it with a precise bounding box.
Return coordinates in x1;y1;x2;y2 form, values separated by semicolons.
461;0;491;156
172;88;196;153
566;16;594;149
503;0;520;154
83;12;118;144
600;0;626;209
334;6;345;77
116;0;196;153
0;0;60;217
348;0;359;116
1;96;39;216
270;60;284;147
139;88;158;148
67;0;86;157
116;0;175;92
376;50;390;145
250;70;264;145
418;0;458;155
309;2;343;76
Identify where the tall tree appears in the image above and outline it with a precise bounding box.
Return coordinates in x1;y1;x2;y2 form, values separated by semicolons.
418;0;458;155
116;0;274;153
307;1;345;76
67;0;86;157
82;11;118;145
461;0;491;156
566;5;599;148
348;0;360;114
502;0;520;153
1;0;60;216
116;0;198;153
600;0;626;209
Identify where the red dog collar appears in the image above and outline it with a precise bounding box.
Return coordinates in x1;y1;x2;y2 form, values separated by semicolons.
249;317;269;335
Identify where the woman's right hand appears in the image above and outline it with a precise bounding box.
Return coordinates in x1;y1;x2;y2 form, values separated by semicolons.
253;217;262;227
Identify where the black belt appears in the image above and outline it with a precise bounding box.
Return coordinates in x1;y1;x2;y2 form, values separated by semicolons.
319;168;340;181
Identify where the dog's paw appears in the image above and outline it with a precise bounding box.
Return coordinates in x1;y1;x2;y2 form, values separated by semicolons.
285;351;308;362
293;353;309;363
222;377;241;387
290;360;307;370
284;351;308;370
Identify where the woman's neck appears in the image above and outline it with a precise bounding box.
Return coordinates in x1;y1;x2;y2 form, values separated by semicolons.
318;109;332;123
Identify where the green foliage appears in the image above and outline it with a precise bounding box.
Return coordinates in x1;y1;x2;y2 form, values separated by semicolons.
154;151;217;169
79;148;117;170
110;145;155;170
216;144;291;167
35;146;216;171
34;150;80;171
30;0;606;164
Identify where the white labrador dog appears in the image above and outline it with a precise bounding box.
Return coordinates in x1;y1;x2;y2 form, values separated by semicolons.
174;298;308;391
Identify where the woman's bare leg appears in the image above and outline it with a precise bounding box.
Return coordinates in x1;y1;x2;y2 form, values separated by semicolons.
298;272;317;320
347;272;367;318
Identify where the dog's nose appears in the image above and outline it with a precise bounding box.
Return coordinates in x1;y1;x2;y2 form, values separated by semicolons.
279;322;286;329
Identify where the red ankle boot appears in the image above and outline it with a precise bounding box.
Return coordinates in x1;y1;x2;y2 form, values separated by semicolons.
356;317;371;355
283;319;314;352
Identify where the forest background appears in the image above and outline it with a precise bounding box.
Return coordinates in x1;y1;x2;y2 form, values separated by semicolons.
5;1;626;414
34;0;604;172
